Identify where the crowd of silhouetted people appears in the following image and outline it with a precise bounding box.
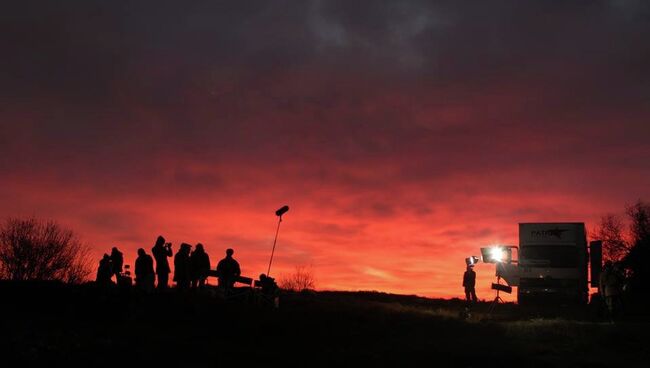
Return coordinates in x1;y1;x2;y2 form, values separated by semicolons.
94;235;276;300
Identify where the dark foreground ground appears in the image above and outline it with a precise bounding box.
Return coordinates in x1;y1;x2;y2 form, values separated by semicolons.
1;282;649;367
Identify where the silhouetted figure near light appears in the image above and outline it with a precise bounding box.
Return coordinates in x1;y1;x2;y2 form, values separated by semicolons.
600;261;624;319
174;243;192;290
135;248;155;292
110;247;124;281
96;254;113;286
190;243;211;288
216;248;241;291
463;265;478;303
152;236;173;290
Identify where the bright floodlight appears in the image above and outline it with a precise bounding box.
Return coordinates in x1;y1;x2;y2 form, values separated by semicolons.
490;247;505;262
480;246;511;264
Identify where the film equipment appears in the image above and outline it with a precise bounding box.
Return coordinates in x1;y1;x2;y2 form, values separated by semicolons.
491;282;512;294
267;205;289;276
480;246;512;264
480;245;516;316
275;205;289;217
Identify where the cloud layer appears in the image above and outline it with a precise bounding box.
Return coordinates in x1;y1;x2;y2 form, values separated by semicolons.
2;0;650;299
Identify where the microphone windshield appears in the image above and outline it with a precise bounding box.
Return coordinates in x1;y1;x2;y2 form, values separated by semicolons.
275;205;289;217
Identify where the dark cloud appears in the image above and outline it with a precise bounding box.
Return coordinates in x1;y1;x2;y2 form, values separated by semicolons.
2;0;650;296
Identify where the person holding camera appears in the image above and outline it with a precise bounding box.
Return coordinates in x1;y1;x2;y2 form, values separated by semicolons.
152;235;173;290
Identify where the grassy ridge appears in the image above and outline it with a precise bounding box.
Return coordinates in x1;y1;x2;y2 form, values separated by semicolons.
0;282;647;367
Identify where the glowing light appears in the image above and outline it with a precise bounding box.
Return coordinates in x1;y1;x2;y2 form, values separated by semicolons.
490;247;505;262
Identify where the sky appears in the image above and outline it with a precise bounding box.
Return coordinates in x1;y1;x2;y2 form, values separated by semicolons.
2;0;650;300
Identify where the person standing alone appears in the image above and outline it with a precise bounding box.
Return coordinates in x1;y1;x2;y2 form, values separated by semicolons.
216;248;241;292
463;265;478;303
600;261;623;320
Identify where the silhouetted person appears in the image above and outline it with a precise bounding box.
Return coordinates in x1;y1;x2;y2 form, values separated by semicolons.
174;243;192;290
257;273;280;308
190;243;211;288
110;247;124;281
600;261;623;319
96;254;113;286
258;273;278;295
463;265;477;303
152;236;173;290
216;248;241;291
135;248;155;292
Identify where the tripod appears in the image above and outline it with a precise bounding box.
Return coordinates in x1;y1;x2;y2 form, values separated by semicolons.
487;275;505;316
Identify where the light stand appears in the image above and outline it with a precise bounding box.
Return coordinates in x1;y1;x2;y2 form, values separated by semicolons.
479;245;517;317
487;275;505;316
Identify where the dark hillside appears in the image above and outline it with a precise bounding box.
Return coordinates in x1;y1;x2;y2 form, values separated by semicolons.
0;282;647;367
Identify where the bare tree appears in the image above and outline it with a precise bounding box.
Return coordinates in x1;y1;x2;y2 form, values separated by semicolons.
622;200;650;292
279;265;316;292
0;218;92;283
596;214;631;262
595;200;650;298
626;200;650;246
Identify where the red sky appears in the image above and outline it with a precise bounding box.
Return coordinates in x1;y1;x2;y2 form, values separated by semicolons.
2;1;650;300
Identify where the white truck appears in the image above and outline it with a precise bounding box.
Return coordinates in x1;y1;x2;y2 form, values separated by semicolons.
494;222;601;305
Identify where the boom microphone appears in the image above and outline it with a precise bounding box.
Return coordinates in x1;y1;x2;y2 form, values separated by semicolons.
275;205;289;217
268;204;290;276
